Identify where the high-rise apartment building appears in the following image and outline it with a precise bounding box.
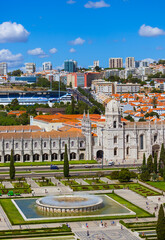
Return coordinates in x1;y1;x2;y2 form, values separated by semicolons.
109;58;123;68
0;62;7;75
64;60;77;72
43;62;52;71
125;57;135;68
94;60;99;67
25;63;36;74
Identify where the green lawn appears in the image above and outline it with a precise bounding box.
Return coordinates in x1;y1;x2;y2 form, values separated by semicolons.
36;179;54;187
12;182;30;188
85;179;106;185
0;160;97;167
147;181;165;191
61;180;79;186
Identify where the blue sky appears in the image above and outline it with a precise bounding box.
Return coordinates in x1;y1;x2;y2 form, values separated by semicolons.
0;0;165;70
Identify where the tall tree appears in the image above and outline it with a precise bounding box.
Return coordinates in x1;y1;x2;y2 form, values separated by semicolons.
147;155;153;174
159;144;165;172
156;204;165;240
71;96;75;114
154;153;158;174
63;144;69;178
143;153;146;166
10;149;15;179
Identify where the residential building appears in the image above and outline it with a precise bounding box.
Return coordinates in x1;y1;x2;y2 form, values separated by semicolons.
25;63;36;74
109;58;123;68
93;60;99;68
0;62;7;76
43;62;52;71
104;69;120;79
64;60;77;72
135;61;141;68
67;73;85;88
125;57;135;69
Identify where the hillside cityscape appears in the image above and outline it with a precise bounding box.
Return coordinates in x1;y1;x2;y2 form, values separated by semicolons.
0;0;165;239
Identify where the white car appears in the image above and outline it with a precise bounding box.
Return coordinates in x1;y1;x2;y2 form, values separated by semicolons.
108;161;114;166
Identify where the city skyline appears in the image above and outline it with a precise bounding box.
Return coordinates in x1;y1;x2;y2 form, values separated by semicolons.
0;0;164;70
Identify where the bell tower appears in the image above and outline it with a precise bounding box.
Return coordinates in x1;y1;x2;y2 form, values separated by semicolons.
105;100;121;128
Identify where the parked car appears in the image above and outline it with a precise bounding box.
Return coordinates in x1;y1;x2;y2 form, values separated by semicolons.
50;165;59;170
108;161;114;166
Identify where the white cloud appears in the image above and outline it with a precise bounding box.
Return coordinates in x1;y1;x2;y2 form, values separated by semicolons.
67;0;76;4
0;22;29;43
156;46;164;51
0;49;23;68
84;0;110;8
49;48;58;54
70;37;85;45
27;48;48;58
139;24;165;37
142;58;156;64
70;48;76;53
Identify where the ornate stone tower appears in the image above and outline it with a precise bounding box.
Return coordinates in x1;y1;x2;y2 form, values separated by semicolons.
105;99;121;129
81;111;92;160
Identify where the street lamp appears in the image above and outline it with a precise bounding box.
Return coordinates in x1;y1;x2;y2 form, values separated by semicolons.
101;127;104;169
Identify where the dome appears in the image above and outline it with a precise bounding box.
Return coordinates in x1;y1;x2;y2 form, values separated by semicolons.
106;100;120;114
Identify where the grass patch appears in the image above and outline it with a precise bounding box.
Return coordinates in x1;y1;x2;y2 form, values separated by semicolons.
12;182;30;188
36;178;54;187
0;160;97;167
61;180;79;186
85;179;106;185
147;181;165;192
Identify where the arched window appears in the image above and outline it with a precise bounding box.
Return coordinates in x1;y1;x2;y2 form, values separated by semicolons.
71;141;74;147
15;143;18;149
61;153;64;160
62;141;65;147
4;155;10;162
126;135;129;143
53;142;56;147
113;121;117;128
114;148;117;156
114;136;117;144
33;154;39;161
14;154;20;161
79;153;84;160
25;142;28;148
70;152;76;160
140;134;144;150
44;142;46;148
43;153;48;161
24;154;30;161
154;134;157;142
52;153;58;160
34;142;37;148
126;147;129;155
6;143;9;149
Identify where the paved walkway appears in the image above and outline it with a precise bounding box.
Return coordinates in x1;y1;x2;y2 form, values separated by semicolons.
0;205;12;230
101;177;113;184
26;178;39;188
75;178;89;185
3;181;13;188
115;189;158;216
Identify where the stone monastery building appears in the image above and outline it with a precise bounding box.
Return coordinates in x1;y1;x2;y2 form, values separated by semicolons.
0;100;164;163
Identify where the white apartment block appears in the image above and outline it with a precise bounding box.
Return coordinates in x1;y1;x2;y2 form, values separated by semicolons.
43;62;52;71
0;62;7;76
104;69;120;79
125;57;135;69
25;63;36;74
109;58;123;68
94;60;99;67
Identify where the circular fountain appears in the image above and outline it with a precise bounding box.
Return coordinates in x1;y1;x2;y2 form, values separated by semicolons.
36;194;103;213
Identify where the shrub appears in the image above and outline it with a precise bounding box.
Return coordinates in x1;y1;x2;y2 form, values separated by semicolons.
119;169;131;182
110;171;119;180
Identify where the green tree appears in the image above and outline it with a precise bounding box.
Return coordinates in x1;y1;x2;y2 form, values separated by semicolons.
119;168;131;182
63;144;69;178
9;98;20;111
143;153;146;166
156;204;165;240
159;144;165;172
154;153;158;174
71;96;75;114
10;149;15;180
140;171;150;181
147;155;154;174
